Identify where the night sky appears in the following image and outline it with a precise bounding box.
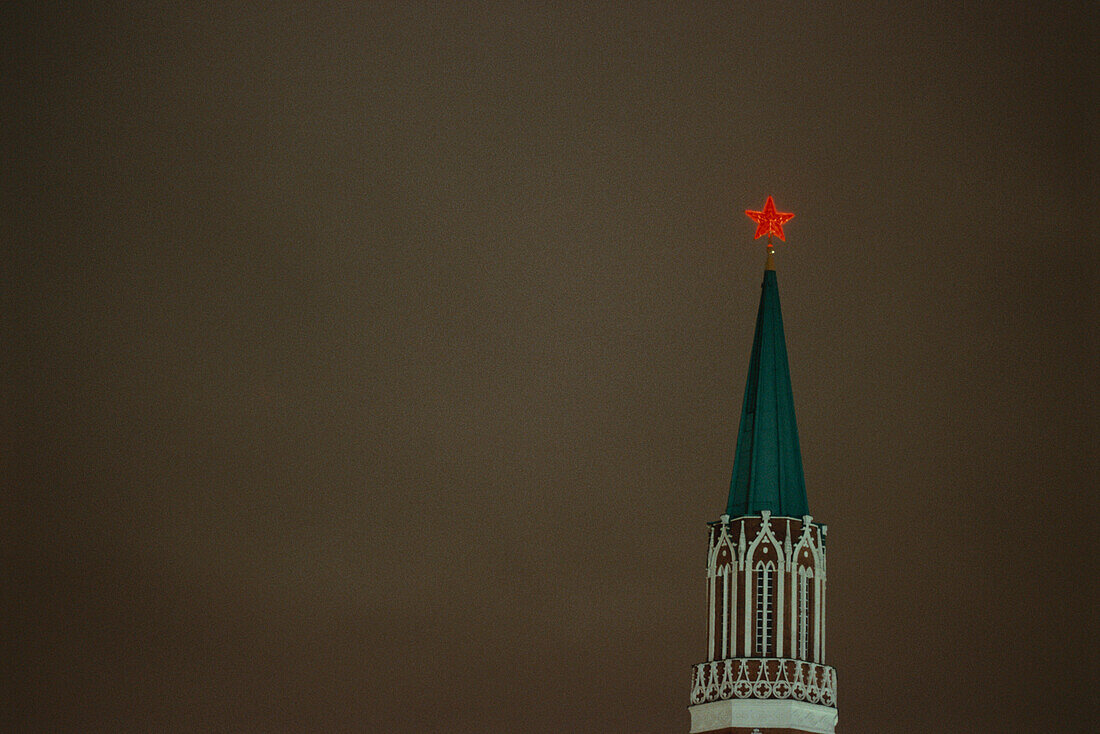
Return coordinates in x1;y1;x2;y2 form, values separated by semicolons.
6;3;1096;732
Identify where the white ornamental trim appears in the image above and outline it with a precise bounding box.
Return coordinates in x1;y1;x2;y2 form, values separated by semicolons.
689;657;837;709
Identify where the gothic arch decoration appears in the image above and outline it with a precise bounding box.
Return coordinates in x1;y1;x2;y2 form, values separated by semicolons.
707;522;738;660
744;511;784;657
789;514;826;664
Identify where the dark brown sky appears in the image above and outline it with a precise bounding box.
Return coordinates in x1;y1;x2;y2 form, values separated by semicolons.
5;3;1097;732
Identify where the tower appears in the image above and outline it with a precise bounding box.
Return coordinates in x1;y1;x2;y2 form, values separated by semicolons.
688;199;838;734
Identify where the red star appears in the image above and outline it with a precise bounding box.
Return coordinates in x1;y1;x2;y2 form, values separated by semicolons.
745;196;794;241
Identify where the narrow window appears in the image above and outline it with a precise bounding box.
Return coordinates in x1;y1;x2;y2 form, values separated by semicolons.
755;562;774;656
798;570;811;660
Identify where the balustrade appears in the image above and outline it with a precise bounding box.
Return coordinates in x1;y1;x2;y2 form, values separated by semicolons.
690;658;836;708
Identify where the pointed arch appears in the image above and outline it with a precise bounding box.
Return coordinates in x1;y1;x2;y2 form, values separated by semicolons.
707;523;736;662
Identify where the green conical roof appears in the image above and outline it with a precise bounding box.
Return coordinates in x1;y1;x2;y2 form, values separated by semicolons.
726;256;809;518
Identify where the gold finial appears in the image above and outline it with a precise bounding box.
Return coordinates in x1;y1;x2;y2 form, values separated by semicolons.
765;237;776;270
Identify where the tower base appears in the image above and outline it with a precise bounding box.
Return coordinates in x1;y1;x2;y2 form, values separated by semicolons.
688;699;837;734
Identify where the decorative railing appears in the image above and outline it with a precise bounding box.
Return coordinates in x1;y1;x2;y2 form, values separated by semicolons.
690;658;837;708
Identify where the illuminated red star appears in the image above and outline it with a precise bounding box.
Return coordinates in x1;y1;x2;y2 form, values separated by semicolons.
745;196;794;241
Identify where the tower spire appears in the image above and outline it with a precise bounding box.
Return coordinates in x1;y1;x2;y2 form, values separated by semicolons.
727;198;807;518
